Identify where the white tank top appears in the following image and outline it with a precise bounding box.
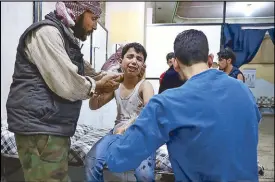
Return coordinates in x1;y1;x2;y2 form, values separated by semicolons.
113;79;145;132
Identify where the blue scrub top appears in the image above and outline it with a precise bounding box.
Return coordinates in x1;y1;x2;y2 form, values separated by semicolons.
106;69;261;182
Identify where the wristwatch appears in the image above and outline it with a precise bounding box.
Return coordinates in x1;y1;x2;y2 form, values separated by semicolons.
86;77;96;96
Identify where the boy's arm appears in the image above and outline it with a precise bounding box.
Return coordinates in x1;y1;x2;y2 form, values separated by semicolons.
237;73;245;82
89;91;115;110
141;80;155;105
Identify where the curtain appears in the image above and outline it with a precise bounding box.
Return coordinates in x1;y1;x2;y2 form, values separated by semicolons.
268;28;275;44
222;24;269;68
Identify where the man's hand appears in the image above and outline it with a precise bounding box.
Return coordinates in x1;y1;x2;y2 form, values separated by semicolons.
95;73;123;94
138;64;146;79
92;72;107;81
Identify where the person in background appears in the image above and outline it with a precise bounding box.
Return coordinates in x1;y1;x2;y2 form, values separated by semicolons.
103;29;261;182
6;2;121;181
158;52;185;94
85;43;155;182
159;52;174;84
159;52;214;94
217;47;245;82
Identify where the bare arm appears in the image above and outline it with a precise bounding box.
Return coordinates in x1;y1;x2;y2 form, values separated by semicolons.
237;73;245;82
141;80;154;105
89;91;115;110
25;25;94;101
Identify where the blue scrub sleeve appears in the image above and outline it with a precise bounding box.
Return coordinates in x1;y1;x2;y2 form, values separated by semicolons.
105;96;172;173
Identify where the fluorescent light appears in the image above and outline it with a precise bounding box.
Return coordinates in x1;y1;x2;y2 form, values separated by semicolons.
233;2;267;17
244;4;252;16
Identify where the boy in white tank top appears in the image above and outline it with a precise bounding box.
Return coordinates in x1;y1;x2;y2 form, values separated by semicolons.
85;43;156;182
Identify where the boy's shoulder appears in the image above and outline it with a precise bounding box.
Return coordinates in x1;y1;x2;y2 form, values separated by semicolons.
141;79;152;86
118;79;153;94
139;79;153;91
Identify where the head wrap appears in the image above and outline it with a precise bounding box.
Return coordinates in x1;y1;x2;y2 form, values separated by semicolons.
55;1;102;27
101;45;124;73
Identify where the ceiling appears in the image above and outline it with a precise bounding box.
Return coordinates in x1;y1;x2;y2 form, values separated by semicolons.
146;2;177;23
149;2;274;24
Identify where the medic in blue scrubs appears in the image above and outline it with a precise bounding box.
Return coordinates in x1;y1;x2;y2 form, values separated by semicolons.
104;29;261;182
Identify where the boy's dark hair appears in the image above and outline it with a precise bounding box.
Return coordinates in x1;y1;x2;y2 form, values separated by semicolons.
166;52;175;62
121;42;147;62
217;47;236;64
174;29;209;66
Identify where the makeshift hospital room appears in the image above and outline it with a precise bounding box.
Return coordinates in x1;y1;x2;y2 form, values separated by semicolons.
1;44;267;181
1;1;273;182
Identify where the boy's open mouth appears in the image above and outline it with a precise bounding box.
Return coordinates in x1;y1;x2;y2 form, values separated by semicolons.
127;66;138;72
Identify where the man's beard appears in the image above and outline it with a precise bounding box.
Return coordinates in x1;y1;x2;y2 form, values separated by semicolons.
72;15;89;41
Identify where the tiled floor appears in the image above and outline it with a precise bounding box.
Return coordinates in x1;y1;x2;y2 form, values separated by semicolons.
258;115;274;182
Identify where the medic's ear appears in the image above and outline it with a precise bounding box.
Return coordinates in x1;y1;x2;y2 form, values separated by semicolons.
173;58;180;73
207;53;214;68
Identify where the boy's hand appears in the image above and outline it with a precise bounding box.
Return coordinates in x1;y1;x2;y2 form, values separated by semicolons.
114;126;126;135
114;116;137;134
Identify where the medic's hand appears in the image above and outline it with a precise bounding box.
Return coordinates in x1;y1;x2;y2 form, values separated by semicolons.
95;73;123;94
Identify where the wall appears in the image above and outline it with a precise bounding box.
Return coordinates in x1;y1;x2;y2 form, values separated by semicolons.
105;2;146;57
145;25;221;78
240;35;274;98
41;2;55;18
98;2;106;26
242;35;274;83
91;23;107;72
174;16;275;24
147;8;153;24
145;25;221;94
1;2;33;120
78;23;110;128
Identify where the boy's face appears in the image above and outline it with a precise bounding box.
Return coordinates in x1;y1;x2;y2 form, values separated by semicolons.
120;48;145;77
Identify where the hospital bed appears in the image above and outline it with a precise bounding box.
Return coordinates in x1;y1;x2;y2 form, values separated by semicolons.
1;121;173;182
